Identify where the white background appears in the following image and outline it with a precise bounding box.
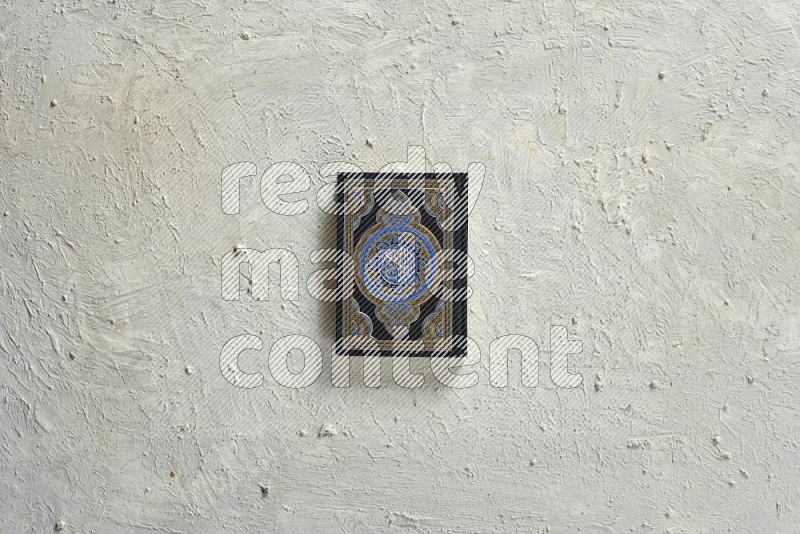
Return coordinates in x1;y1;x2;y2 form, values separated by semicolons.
1;0;799;532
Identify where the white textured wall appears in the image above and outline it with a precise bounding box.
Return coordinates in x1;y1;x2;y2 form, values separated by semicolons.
1;1;799;532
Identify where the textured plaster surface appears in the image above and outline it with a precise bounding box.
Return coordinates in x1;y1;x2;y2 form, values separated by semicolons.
1;1;800;532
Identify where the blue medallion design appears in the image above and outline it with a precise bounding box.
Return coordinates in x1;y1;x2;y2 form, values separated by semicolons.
375;233;420;286
359;227;437;304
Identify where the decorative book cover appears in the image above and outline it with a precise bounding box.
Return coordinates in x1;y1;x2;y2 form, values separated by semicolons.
336;173;468;358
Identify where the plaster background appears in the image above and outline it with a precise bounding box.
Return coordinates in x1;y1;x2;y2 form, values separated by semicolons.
1;0;799;532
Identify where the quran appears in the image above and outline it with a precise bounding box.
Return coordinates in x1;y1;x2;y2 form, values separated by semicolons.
336;173;468;358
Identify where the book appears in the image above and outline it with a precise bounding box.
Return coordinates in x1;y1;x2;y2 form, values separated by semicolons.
336;172;468;358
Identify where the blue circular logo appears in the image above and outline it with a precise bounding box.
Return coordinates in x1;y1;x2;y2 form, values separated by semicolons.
359;226;437;303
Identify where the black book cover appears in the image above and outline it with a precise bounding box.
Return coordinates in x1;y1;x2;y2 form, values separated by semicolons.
336;173;468;358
